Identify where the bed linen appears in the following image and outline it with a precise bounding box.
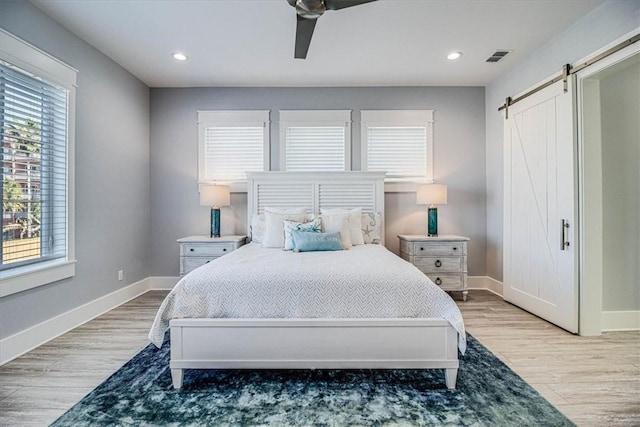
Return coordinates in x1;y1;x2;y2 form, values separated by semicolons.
149;243;466;353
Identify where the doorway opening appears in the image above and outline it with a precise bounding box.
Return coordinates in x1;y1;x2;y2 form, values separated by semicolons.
578;48;640;335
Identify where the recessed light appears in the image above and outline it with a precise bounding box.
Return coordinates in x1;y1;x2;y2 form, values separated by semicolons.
172;52;188;61
447;51;463;60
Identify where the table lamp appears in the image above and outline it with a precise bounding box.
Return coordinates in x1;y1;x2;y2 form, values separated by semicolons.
199;185;230;238
417;183;447;236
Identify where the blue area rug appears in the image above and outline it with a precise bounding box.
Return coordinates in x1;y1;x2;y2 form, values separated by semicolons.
51;334;573;426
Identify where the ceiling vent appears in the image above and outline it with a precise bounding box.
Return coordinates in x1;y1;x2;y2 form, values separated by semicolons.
486;50;512;63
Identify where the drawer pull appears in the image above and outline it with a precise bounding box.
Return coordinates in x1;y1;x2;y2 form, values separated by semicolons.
435;278;442;285
223;248;227;252
453;247;458;251
419;247;424;251
435;260;442;268
206;260;210;264
190;248;194;252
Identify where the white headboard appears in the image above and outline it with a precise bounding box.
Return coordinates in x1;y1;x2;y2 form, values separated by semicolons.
246;171;386;242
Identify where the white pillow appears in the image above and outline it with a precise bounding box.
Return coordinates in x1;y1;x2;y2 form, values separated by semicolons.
262;207;308;248
283;217;321;250
321;207;364;245
321;213;352;249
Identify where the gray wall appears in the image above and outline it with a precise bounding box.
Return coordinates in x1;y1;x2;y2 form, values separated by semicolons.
150;87;486;276
484;0;640;281
0;1;150;339
601;61;640;311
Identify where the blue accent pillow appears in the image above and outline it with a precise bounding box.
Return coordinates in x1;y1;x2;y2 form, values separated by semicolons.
291;230;343;252
283;218;321;250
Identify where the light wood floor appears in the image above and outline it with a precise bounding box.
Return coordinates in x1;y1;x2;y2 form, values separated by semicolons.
0;290;638;426
460;291;639;427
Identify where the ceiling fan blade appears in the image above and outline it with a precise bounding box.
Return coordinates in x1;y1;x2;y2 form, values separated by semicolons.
294;15;317;59
324;0;376;11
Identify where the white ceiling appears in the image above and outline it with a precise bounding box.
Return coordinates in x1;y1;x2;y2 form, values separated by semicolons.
30;0;603;88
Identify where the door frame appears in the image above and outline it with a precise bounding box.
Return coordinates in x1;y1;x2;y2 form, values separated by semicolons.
575;37;640;335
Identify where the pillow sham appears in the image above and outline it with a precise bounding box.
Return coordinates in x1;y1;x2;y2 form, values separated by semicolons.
264;207;307;214
361;212;382;244
250;214;266;243
262;209;308;248
321;213;352;249
283;217;321;250
291;230;343;252
321;207;364;245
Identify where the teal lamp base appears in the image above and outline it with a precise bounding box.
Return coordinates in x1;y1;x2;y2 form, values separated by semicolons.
428;207;438;236
211;208;221;238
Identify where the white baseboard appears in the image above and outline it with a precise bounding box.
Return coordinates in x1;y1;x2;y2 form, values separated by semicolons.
602;310;640;331
468;276;503;297
0;278;151;366
150;276;180;290
0;274;506;367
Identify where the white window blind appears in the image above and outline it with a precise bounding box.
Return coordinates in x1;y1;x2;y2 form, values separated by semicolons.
279;110;351;171
366;126;427;177
361;110;434;181
285;126;345;171
198;111;270;183
203;126;264;181
1;61;68;270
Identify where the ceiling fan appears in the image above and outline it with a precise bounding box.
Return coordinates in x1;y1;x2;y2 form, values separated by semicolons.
287;0;377;59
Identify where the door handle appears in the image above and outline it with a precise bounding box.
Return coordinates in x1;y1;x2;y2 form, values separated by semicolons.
561;219;570;250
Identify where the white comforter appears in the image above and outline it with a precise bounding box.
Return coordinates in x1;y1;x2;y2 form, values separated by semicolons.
149;243;466;353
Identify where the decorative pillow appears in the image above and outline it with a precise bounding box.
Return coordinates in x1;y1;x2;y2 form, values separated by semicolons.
321;207;364;245
291;230;343;252
321;213;352;249
283;217;321;250
250;214;266;244
262;208;308;248
361;212;382;244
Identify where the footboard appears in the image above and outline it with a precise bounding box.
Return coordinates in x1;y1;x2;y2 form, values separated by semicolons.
169;318;459;390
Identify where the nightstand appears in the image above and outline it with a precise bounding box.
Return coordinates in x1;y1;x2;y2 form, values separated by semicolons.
177;235;246;276
398;235;469;301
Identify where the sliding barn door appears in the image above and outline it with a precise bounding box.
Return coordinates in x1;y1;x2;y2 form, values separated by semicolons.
503;79;578;333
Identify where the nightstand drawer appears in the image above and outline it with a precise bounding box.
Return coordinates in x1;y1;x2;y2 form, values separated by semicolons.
426;273;464;291
412;256;464;273
407;242;465;256
182;256;218;273
178;236;246;276
181;244;234;257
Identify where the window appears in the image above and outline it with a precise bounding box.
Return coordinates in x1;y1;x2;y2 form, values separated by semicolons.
198;110;270;183
1;29;76;297
361;110;434;181
279;110;351;171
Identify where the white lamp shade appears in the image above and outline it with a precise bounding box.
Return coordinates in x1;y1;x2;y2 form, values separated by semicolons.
417;184;447;205
199;185;230;207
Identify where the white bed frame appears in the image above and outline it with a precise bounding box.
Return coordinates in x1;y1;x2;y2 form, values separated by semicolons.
169;172;460;389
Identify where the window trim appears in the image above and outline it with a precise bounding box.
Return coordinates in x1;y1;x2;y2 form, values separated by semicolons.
0;29;77;297
279;110;352;172
360;110;434;183
197;110;270;191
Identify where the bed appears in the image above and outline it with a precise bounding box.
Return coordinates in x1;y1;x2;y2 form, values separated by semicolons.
149;172;466;389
